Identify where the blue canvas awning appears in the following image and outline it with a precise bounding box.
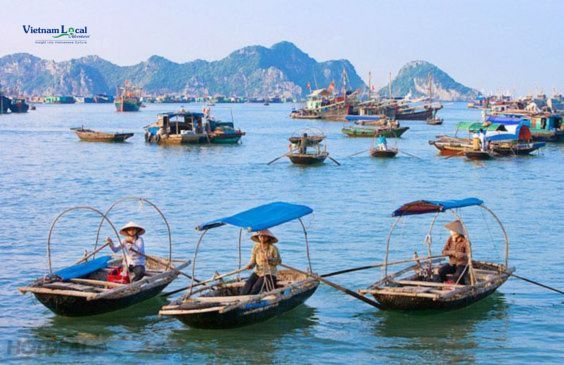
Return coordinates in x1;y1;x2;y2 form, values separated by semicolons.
345;115;386;122
392;198;484;216
486;115;525;125
196;202;313;231
53;255;112;281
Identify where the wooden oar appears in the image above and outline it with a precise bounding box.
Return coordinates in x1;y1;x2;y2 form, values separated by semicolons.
160;267;248;297
280;263;384;309
348;149;369;157
398;150;423;160
130;248;197;282
321;255;446;278
267;153;289;165
75;242;110;264
328;156;341;166
509;273;564;295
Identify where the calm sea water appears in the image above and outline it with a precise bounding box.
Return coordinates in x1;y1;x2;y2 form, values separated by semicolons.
0;102;562;364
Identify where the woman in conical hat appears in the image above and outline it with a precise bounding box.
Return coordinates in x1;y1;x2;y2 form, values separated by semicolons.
241;229;281;295
106;221;147;282
438;220;469;284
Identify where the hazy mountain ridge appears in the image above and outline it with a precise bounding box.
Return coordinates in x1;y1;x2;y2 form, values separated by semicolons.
378;60;480;101
0;42;366;97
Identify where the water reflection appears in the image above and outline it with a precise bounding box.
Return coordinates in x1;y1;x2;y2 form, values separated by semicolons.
23;297;167;357
166;305;318;362
361;293;509;363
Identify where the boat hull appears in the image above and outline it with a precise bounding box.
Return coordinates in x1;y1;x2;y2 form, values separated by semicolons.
288;153;328;165
371;279;506;311
115;99;141;112
33;282;170;317
465;151;493;160
0;96;11;114
9;99;29;113
396;108;434;121
370;149;398;158
210;133;244;144
172;284;319;329
342;126;409;138
491;142;545;156
76;131;134;142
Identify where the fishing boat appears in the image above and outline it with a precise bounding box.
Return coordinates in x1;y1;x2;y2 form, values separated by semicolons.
9;98;29;113
145;111;244;145
487;114;563;142
159;202;320;329
287;131;330;165
290;74;360;121
429;122;544;156
71;126;134;142
343;115;409;138
370;147;398;158
359;198;513;310
289;109;321;119
115;81;142;112
206;117;246;144
0;84;10;114
19;199;190;317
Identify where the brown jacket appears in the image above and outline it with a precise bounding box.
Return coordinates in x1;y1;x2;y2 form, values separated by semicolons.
248;243;281;277
442;235;469;265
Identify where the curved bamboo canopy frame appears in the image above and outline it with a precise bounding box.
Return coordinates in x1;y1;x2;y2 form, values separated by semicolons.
93;196;173;269
46;206;124;273
383;204;510;283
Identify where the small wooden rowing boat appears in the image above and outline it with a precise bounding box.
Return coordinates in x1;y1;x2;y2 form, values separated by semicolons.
72;127;134;142
19;199;189;317
159;202;320;328
360;198;514;311
426;117;443;125
369;148;398;158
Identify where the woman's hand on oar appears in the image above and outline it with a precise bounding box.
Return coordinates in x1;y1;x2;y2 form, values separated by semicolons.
279;263;384;309
328;156;341;166
348;149;369;158
267;153;289;165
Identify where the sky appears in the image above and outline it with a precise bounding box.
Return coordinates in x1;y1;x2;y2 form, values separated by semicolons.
1;0;562;95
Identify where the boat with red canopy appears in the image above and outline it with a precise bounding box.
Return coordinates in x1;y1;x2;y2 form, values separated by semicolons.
359;198;513;311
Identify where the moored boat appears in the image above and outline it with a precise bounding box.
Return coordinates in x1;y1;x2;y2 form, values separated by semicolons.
9;98;29;113
71;126;134;142
159;202;320;328
359;198;513;311
115;81;142;112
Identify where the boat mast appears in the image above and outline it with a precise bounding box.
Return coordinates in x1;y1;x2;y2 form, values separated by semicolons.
388;72;392;99
368;71;372;99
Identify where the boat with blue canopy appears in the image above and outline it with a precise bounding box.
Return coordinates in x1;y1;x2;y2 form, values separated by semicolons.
359;198;514;311
19;198;190;317
159;202;320;329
